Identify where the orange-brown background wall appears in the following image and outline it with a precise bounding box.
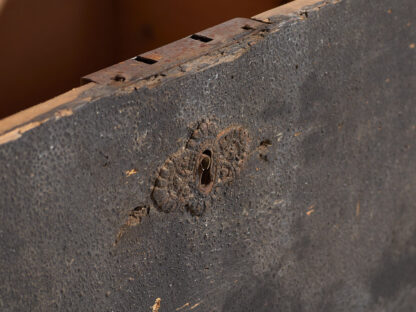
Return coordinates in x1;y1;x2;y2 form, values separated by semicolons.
0;0;288;119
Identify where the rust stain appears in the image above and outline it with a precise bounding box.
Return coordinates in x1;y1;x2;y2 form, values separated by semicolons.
176;303;190;311
409;43;415;49
84;18;263;86
152;298;161;312
294;132;302;137
144;52;163;61
126;24;267;92
125;169;138;176
387;9;392;14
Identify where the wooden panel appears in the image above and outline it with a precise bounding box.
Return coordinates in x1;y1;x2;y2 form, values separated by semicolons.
0;0;415;311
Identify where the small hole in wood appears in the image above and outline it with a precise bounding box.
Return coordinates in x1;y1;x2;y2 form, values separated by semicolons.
201;168;212;186
200;149;212;176
112;74;126;82
134;55;158;64
260;139;272;147
198;149;214;193
242;25;254;30
202;149;212;157
200;155;211;171
190;34;213;43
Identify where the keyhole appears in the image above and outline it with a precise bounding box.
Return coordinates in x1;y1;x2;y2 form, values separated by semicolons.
198;149;214;194
201;150;212;168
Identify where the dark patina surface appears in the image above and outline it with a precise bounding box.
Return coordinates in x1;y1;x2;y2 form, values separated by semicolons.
0;0;415;311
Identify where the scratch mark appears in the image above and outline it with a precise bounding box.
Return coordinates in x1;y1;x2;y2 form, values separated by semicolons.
306;204;315;216
125;169;137;177
273;199;284;206
176;302;190;311
66;258;75;266
356;201;360;217
190;302;201;309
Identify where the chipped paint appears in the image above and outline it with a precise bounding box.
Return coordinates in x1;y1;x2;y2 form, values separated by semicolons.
54;109;73;119
114;206;149;246
152;298;161;312
306;204;316;216
0;119;47;144
0;84;94;145
0;108;74;145
253;0;339;23
125;169;137;177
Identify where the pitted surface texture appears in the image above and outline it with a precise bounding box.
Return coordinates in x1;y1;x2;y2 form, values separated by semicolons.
152;119;250;215
0;0;415;311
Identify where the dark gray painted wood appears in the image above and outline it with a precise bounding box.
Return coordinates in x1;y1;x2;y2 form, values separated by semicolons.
0;0;415;310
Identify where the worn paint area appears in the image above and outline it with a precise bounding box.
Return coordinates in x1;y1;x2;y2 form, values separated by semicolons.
152;119;250;216
0;0;415;311
114;205;150;245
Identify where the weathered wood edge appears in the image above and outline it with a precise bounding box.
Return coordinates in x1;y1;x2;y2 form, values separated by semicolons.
252;0;336;22
0;0;333;145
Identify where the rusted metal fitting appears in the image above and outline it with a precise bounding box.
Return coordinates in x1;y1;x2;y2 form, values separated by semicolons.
81;18;265;86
